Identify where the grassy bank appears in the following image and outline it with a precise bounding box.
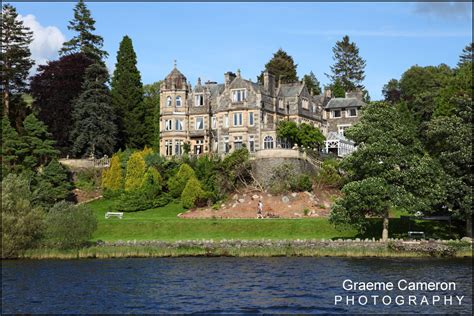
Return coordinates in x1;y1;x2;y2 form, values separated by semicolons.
89;198;459;241
20;242;472;259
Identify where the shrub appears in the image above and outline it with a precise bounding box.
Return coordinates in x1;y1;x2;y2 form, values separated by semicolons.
124;151;146;191
181;177;207;209
44;201;97;249
217;148;252;192
117;191;170;212
315;158;344;188
290;174;313;192
168;163;196;198
141;167;163;198
101;154;123;192
77;168;101;192
2;174;45;258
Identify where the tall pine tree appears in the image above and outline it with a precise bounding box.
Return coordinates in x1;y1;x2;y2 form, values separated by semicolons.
111;35;147;148
458;42;473;66
143;81;162;151
59;0;107;61
1;116;23;177
70;63;117;157
327;35;366;92
21;114;59;170
1;4;34;116
258;49;298;85
303;71;322;95
30;53;93;154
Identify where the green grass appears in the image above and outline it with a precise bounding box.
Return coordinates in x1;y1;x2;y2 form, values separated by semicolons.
88;198;460;242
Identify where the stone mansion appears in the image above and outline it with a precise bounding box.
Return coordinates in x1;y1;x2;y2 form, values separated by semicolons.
159;65;364;158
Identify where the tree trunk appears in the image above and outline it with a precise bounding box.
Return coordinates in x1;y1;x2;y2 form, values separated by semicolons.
3;89;9;116
466;216;473;238
382;210;389;241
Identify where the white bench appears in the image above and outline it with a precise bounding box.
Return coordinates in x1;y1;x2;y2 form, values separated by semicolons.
408;231;425;239
105;212;123;219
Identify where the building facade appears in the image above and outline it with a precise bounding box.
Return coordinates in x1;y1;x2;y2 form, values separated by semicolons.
159;65;364;158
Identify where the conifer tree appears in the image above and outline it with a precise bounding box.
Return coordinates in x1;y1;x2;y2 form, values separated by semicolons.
181;177;206;209
34;159;72;207
303;71;322;95
30;53;93;153
167;163;196;198
111;35;147;148
21;114;59;169
70;63;117;157
458;42;473;66
1;116;24;177
258;48;298;85
327;35;366;92
59;0;107;61
1;4;34;116
143;81;162;151
101;154;123;192
124;151;146;191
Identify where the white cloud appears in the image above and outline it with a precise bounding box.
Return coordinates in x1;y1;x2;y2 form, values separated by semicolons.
19;14;65;72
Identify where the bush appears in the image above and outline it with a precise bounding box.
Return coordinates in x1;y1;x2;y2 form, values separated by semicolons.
181;177;207;209
168;163;196;198
315;158;344;188
44;201;97;249
76;168;101;191
290;174;313;192
124;151;146;191
101;154;123;192
117;191;170;212
217;148;252;192
2;174;45;258
141;167;163;198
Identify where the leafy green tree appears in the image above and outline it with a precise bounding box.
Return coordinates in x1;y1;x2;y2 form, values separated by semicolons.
30;53;93;153
1;4;34;117
458;42;473;66
277;121;325;150
124;151;146;191
167;163;196;198
70;63;117;157
258;48;298;85
2;173;45;258
181;177;206;209
276;120;299;146
21;113;59;169
101;154;123;192
44;201;97;249
143;81;162;151
34;159;72;207
1;116;24;176
111;36;148;148
330;102;446;240
326;79;345;98
327;35;366;91
382;79;401;104
303;71;321;95
217;148;252;193
59;0;107;61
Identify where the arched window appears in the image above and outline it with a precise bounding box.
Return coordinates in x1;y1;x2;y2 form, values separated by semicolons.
264;136;274;149
166;96;172;107
176;96;182;107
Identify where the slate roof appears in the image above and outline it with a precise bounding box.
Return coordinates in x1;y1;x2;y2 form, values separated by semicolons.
325;98;364;109
278;83;304;97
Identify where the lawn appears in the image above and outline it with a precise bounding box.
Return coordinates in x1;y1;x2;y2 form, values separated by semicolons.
88;198;460;241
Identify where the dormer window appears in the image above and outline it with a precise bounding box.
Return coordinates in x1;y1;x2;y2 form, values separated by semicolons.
232;89;246;102
176;96;182;107
278;98;284;109
166;96;172;107
348;108;358;117
302;98;309;110
195;94;204;106
332;110;341;118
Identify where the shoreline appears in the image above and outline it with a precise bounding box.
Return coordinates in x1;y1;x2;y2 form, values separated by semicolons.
13;239;473;260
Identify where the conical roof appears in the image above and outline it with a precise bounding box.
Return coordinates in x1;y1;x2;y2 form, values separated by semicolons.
164;66;187;90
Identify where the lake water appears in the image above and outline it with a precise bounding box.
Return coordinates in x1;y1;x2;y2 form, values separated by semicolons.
2;257;472;314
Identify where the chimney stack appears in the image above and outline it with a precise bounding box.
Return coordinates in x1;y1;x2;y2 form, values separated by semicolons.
263;71;275;95
224;71;236;87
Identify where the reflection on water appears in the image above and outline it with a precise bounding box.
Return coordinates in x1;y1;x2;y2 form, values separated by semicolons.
2;257;472;314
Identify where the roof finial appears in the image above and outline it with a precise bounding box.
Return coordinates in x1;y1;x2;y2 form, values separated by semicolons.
237;68;241;78
173;59;177;68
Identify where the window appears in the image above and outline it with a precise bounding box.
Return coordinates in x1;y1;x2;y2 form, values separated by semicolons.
332;110;341;118
195;117;204;130
248;112;254;126
165;140;173;156
264;136;274;149
224;136;230;153
176;96;182;107
233;136;243;150
249;135;255;152
348;108;357;117
194;139;203;155
224;114;229;128
166;96;172;107
232;89;246;102
175;140;183;156
233;112;243;126
302;98;309;109
312;104;316;112
195;94;204;106
278;99;284;109
212;117;217;129
165;119;173;131
338;125;351;136
175;119;183;131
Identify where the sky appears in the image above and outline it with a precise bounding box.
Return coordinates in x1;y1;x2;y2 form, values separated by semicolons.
9;1;473;100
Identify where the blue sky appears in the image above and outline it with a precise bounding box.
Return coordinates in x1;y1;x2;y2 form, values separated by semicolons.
10;1;473;100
